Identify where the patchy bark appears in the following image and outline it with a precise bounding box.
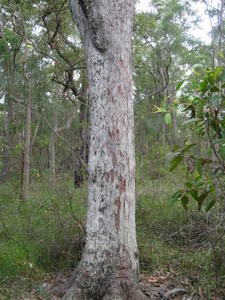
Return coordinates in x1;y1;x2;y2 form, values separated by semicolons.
52;0;148;299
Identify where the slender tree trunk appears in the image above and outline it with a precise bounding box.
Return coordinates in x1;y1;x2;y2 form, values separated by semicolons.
162;121;166;145
56;1;147;299
49;109;57;187
203;0;216;67
49;104;75;186
49;133;56;187
218;0;224;65
0;11;14;181
1;100;12;180
22;82;32;200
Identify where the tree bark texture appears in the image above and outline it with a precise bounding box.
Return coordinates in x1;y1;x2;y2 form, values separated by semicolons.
61;0;147;299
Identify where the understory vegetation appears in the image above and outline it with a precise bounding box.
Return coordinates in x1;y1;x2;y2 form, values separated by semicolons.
0;161;224;299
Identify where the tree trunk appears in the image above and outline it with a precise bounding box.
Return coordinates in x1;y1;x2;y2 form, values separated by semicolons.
21;81;32;200
0;11;14;181
49;109;57;187
1;97;12;181
49;105;75;186
218;0;224;65
57;1;147;299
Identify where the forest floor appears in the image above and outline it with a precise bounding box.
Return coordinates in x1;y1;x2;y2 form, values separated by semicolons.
0;170;224;299
0;269;224;299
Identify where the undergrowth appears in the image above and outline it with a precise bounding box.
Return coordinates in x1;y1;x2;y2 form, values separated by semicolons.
0;169;224;299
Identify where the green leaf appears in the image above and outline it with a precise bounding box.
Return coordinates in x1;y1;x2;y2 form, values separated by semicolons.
185;182;192;189
153;105;167;113
170;190;183;206
219;51;224;59
213;66;223;79
193;79;197;90
165;113;172;126
199;81;208;93
198;191;210;210
176;79;185;91
169;154;184;171
181;195;189;210
196;159;203;175
181;143;197;154
205;199;216;212
210;86;219;93
190;189;198;201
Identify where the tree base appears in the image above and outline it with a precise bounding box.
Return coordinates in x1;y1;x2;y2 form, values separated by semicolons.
63;277;148;300
51;267;149;300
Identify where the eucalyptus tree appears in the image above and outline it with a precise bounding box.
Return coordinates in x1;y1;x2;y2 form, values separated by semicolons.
133;0;209;154
0;1;52;196
31;0;89;185
52;0;147;299
200;0;225;67
0;0;88;188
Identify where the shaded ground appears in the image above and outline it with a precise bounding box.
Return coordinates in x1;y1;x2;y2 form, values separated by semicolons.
1;270;224;299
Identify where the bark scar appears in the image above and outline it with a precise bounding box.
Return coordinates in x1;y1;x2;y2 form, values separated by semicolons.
117;175;126;193
78;0;108;52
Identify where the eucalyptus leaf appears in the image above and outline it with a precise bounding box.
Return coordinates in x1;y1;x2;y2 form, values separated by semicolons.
181;195;189;210
170;190;183;206
169;154;184;171
176;79;185;91
189;189;198;201
205;200;216;212
198;191;210;210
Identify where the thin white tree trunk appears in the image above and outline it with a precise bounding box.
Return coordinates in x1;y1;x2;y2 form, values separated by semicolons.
218;0;224;65
22;82;31;200
49;106;75;186
20;6;31;201
57;1;147;299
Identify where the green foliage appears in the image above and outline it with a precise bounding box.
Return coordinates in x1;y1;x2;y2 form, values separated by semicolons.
169;67;225;211
165;112;172;126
